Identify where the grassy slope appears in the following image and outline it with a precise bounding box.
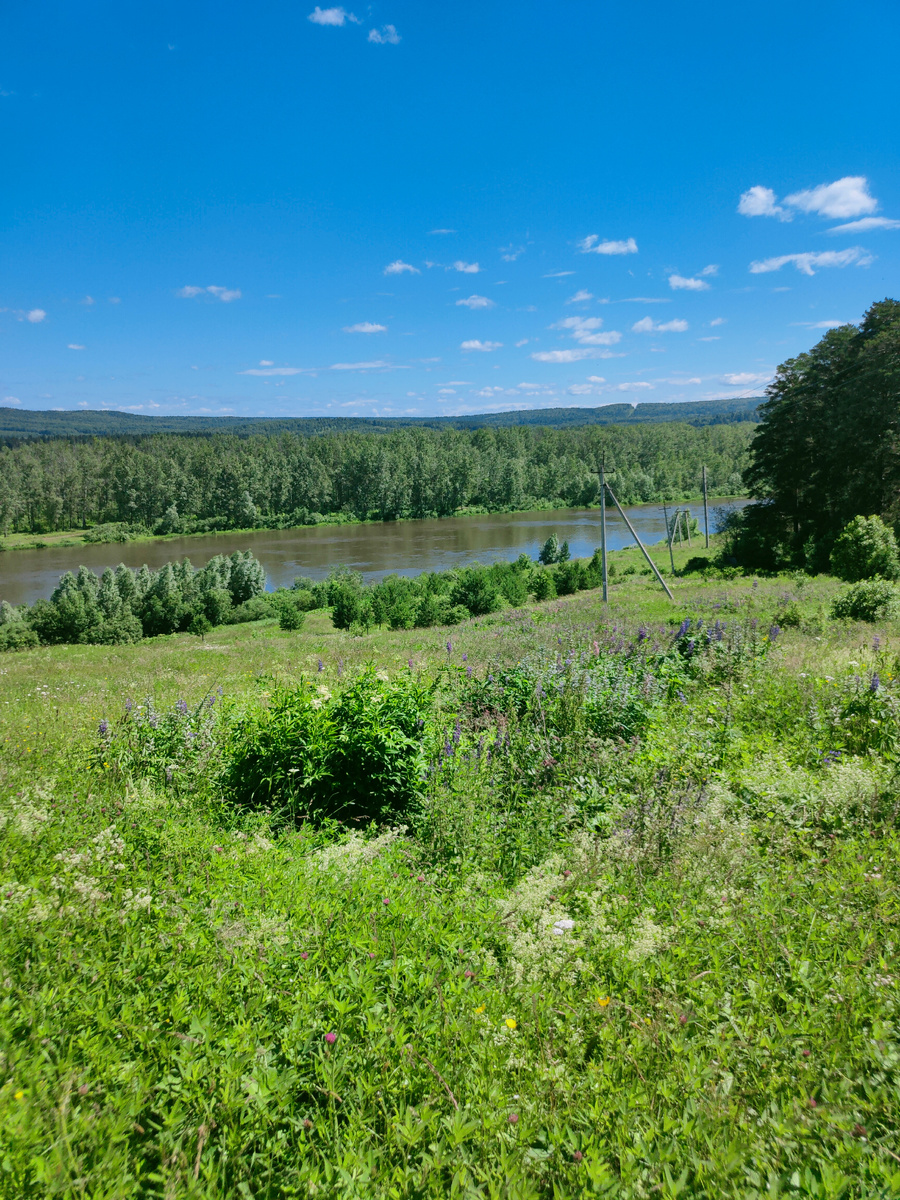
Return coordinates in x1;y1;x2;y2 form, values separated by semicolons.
1;542;899;1199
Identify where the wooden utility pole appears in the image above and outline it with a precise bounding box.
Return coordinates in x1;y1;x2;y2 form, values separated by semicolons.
684;509;692;548
599;462;609;603
604;481;673;600
702;464;710;548
663;501;676;575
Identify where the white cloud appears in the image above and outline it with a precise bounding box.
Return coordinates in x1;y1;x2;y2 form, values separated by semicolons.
710;317;726;326
344;321;388;332
632;316;688;333
796;320;850;329
384;260;419;275
565;289;593;304
543;270;575;277
577;331;622;346
578;235;638;255
698;336;720;342
721;372;770;386
452;260;480;273
443;380;472;385
500;244;525;262
259;359;274;366
615;382;654;391
26;309;46;323
429;228;456;235
178;285;241;301
531;348;595;363
700;264;719;277
784;176;876;219
827;216;900;235
456;295;494;309
368;24;400;43
738;185;790;221
567;383;594;395
4;396;21;405
668;274;710;291
67;343;85;350
587;375;606;383
308;6;358;26
461;340;502;352
550;315;622;346
749;246;873;276
515;339;529;347
439;388;456;395
240;367;304;376
80;295;95;306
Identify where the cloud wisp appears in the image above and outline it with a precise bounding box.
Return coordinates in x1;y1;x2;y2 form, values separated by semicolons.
383;260;420;275
565;289;593;304
308;7;360;26
827;216;900;235
451;260;481;274
456;295;494;309
669;266;717;291
739;176;880;225
343;322;387;333
748;246;873;276
578;235;638;256
368;24;400;43
177;285;241;302
460;340;502;352
550;315;622;346
632;316;688;333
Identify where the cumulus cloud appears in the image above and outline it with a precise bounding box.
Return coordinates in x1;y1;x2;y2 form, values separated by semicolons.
308;6;359;25
669;274;710;291
550;315;622;346
344;321;387;332
259;360;274;366
383;260;420;275
784;176;877;220
749;246;873;276
567;383;594;395
632;316;688;333
456;295;494;309
178;285;241;302
26;309;46;323
615;382;654;391
451;260;481;273
565;289;594;304
827;216;900;235
738;185;790;221
67;343;85;350
531;348;595;363
710;317;726;326
368;24;400;43
720;372;770;387
578;235;638;255
460;339;502;352
4;396;21;405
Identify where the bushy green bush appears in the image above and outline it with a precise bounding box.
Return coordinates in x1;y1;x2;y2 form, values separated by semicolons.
450;568;502;616
830;515;900;582
221;670;432;823
831;578;900;623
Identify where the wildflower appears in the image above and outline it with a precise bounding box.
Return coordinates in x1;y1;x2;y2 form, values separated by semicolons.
801;1049;810;1058
596;996;610;1008
446;640;453;655
508;1113;519;1124
324;1032;337;1045
416;874;424;882
408;658;414;670
124;698;133;712
452;720;461;745
869;672;881;693
300;952;309;960
382;897;390;906
98;719;108;736
676;690;687;703
769;624;781;642
873;636;881;652
466;664;472;679
808;1098;817;1108
464;970;475;979
679;1014;687;1025
176;699;188;714
505;1018;517;1030
317;659;324;672
474;1005;485;1014
462;653;467;661
676;618;690;638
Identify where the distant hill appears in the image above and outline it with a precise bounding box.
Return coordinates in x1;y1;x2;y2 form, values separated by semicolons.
0;397;759;442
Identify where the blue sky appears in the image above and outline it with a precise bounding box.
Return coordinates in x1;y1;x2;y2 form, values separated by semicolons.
2;0;898;419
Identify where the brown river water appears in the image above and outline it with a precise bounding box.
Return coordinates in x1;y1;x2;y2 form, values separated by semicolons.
0;501;747;607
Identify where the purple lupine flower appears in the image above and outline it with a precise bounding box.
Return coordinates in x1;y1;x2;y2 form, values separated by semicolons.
317;658;325;672
487;674;494;683
769;624;781;642
444;741;452;757
466;664;473;679
453;720;461;745
462;653;467;662
676;690;687;703
869;673;881;693
408;658;414;670
873;636;881;652
446;640;453;656
98;719;108;736
124;698;133;713
677;618;690;638
176;699;188;714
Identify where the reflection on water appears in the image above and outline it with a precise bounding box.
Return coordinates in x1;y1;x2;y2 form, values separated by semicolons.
0;501;748;607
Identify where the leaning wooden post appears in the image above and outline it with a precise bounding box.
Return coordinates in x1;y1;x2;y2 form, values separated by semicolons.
604;481;673;600
599;461;609;603
663;501;676;575
684;508;692;548
702;464;710;548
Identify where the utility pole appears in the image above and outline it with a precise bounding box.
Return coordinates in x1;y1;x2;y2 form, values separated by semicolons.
599;461;608;603
605;480;673;601
663;501;676;575
684;508;692;548
702;464;710;548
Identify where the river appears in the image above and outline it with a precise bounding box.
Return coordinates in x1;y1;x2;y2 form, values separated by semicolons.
0;501;747;607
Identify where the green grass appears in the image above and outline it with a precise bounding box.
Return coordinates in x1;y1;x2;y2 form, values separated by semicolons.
1;553;899;1198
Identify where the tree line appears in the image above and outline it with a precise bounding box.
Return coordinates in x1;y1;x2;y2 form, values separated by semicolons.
0;421;752;535
730;298;900;571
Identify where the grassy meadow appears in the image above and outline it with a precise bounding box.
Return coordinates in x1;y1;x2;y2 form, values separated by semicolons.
1;538;898;1198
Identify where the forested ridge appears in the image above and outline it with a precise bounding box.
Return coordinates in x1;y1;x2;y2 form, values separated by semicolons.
0;420;752;535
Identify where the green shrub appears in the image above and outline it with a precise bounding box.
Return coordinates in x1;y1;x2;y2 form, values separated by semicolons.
221;670;432;823
530;568;557;601
227;595;276;623
0;623;39;652
278;604;307;632
554;560;585;596
831;578;900;622
450;568;502;617
830;514;900;582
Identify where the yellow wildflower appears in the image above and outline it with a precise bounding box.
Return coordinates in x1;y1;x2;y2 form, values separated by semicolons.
596;996;611;1008
505;1018;517;1030
14;1090;24;1100
474;1005;485;1014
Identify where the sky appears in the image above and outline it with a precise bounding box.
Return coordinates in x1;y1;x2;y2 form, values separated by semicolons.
2;0;899;420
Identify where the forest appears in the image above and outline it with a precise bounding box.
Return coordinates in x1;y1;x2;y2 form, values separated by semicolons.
729;298;900;570
0;420;752;535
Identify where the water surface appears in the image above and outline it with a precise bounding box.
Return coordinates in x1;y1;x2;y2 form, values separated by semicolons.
0;501;747;607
